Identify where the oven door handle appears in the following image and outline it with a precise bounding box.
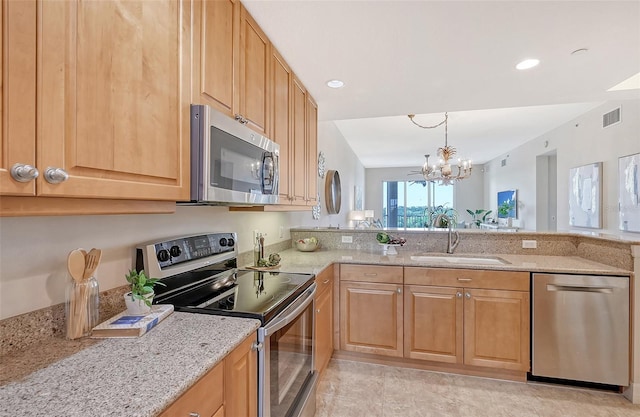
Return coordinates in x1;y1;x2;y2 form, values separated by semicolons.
262;283;316;336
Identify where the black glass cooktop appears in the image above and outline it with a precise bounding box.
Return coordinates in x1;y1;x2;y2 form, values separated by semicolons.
154;269;314;324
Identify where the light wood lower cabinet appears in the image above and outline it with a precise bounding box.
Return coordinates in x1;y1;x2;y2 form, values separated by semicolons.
404;267;530;372
159;333;257;417
315;266;334;375
339;265;404;357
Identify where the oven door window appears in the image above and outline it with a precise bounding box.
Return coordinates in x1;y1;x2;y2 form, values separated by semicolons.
270;301;314;416
210;125;265;193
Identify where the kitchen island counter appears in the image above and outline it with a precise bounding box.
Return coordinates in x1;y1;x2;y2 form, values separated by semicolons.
0;313;259;417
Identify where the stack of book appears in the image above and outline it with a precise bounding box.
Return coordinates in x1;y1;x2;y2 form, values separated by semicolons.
91;304;174;338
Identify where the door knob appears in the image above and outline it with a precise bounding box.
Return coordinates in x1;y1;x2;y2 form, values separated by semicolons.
44;167;69;184
10;163;39;182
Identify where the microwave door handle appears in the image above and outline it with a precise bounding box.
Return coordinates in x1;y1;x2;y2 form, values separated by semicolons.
263;284;316;336
261;152;277;195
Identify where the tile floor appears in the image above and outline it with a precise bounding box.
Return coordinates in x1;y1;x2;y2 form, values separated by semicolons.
315;359;640;417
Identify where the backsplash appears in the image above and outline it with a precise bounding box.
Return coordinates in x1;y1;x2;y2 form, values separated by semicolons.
290;228;637;271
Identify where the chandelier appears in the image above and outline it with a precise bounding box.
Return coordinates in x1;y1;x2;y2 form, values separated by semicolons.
408;112;472;185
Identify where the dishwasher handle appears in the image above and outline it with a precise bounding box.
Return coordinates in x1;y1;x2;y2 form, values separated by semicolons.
546;284;613;294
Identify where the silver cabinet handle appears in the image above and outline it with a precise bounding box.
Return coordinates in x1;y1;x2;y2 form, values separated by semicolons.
456;291;462;298
44;167;69;184
457;278;472;282
234;113;243;121
10;163;39;182
396;287;402;294
251;341;263;352
465;292;471;299
189;413;200;417
316;308;321;313
363;273;378;277
323;279;330;284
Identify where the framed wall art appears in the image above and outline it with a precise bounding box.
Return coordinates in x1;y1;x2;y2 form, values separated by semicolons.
569;162;602;229
497;190;517;218
618;152;640;232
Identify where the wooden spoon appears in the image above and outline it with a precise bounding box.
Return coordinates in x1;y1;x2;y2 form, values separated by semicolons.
67;249;86;284
83;248;102;280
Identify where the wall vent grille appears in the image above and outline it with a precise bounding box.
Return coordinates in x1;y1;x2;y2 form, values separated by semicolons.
501;159;507;167
603;107;621;128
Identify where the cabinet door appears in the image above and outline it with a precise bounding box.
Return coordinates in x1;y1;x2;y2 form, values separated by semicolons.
305;94;318;205
463;288;530;371
239;5;269;136
0;0;37;196
270;47;292;202
38;0;191;201
291;76;306;205
340;281;403;357
404;285;463;364
315;268;334;375
224;334;258;417
193;0;239;117
158;361;224;417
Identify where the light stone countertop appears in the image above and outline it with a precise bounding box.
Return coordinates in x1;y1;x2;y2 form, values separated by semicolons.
0;313;260;417
265;248;632;276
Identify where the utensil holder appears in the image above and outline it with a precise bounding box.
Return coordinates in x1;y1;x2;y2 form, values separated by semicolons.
66;275;99;339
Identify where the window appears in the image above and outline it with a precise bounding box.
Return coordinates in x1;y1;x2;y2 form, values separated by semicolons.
382;181;454;228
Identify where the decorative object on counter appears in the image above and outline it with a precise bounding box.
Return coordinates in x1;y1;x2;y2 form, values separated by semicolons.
296;237;320;252
376;232;406;255
124;269;166;315
618;152;639;232
466;209;492;228
318;151;326;178
569;163;602;229
325;170;341;214
425;204;457;228
91;304;174;338
248;252;282;270
66;248;100;340
407;112;472;185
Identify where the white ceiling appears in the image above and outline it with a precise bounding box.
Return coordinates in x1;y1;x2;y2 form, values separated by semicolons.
243;0;640;167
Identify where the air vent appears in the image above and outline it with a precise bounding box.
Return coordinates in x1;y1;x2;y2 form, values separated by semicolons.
501;158;507;167
603;107;621;128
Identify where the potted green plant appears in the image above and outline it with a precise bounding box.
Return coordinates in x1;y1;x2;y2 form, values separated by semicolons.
124;269;165;315
425;204;458;228
466;209;492;228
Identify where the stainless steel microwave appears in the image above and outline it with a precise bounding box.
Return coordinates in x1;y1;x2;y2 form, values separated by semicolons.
189;104;279;205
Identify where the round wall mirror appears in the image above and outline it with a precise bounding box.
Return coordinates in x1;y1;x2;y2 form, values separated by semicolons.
325;170;341;214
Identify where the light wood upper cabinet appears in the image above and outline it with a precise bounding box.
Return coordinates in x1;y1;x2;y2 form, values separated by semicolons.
36;0;191;201
193;0;239;116
270;47;293;202
291;75;307;205
305;94;318;205
0;0;37;196
238;4;270;136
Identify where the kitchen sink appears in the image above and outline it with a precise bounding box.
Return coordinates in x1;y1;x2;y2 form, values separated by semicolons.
409;254;510;265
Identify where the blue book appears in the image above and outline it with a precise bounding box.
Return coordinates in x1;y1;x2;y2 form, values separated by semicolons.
91;304;174;338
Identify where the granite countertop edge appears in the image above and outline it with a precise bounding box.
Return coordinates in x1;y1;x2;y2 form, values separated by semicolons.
0;313;260;417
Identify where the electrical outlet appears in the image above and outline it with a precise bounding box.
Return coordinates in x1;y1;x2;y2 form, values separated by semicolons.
342;235;353;244
279;226;284;239
522;240;537;249
253;230;259;242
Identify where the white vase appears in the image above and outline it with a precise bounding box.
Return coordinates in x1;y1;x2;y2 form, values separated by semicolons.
124;291;154;315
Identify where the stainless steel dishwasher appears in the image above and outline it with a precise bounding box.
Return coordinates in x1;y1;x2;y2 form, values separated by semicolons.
532;273;629;386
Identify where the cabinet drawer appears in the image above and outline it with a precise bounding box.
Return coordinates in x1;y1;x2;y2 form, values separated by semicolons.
340;264;403;284
315;266;334;296
404;267;529;291
159;361;224;417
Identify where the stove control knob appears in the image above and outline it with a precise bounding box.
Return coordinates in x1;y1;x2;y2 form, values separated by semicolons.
157;249;170;262
219;237;228;246
227;238;235;247
170;245;182;257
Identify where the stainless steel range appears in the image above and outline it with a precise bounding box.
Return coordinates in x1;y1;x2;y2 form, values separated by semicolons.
136;233;317;417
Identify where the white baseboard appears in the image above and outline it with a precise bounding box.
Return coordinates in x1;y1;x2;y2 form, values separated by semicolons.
624;383;640;404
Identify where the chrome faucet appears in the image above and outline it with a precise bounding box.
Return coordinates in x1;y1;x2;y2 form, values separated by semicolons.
438;214;460;254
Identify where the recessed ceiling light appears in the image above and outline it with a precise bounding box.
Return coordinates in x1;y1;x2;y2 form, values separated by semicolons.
516;59;540;70
326;79;345;88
